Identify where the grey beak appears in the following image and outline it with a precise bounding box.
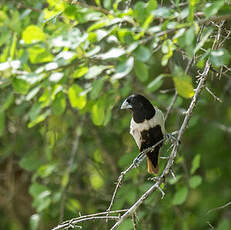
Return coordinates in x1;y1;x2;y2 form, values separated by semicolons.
121;100;132;109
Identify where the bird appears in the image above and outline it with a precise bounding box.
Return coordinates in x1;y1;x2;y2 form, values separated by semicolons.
121;94;165;174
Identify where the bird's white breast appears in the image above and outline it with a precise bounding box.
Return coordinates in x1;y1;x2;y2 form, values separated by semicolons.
130;107;165;149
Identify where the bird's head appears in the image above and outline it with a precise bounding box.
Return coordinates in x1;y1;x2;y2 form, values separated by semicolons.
120;94;153;112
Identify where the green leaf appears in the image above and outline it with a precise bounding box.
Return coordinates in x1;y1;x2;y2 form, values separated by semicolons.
189;175;202;189
112;57;134;79
135;61;149;82
66;198;81;213
188;0;199;22
73;66;88;78
210;48;231;67
91;100;105;126
35;191;51;212
146;0;157;14
134;1;146;23
90;77;105;99
204;1;225;17
22;25;46;44
0;111;5;137
28;110;50;128
28;46;53;64
0;93;14;111
29;183;48;198
190;154;201;174
173;67;194;98
217;219;230;230
52;91;66;115
30;214;40;230
97;48;126;59
19;153;43;171
68;84;87;109
172;186;188;205
12;78;30;94
134;45;151;62
37;164;56;178
85;65;108;79
147;74;168;92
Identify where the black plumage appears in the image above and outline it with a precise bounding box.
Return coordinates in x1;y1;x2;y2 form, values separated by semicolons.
121;94;165;174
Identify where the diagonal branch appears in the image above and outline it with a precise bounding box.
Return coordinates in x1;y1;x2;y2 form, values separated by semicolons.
110;59;211;230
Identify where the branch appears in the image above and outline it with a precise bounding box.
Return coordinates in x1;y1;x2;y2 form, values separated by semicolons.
207;201;231;214
110;59;211;230
52;209;128;230
59;119;84;221
106;138;166;215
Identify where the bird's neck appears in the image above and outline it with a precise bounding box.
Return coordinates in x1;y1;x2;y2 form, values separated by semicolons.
133;107;156;123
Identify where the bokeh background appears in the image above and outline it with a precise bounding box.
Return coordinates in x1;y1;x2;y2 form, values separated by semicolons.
0;0;231;229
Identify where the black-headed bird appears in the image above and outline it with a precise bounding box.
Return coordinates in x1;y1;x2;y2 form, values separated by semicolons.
121;94;165;174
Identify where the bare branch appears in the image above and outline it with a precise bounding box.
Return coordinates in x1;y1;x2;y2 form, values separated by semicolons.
106;138;165;215
131;214;137;230
52;209;128;230
207;201;231;214
205;86;222;103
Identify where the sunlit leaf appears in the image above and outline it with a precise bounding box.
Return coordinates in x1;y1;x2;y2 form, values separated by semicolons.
134;45;151;62
12;78;30;94
85;65;108;79
28;46;53;64
91;100;105;126
173;67;194;98
68;84;87;109
22;25;46;44
28;110;50;128
73;66;88;78
66;198;81;213
52;91;66;115
210;48;231;67
112;56;134;79
97;48;126;59
30;214;40;230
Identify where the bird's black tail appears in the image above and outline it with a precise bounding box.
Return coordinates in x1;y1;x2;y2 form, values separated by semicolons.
146;147;160;174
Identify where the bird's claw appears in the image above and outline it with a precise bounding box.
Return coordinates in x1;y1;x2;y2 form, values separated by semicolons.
166;132;181;145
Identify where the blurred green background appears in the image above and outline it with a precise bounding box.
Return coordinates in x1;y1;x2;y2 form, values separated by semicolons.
0;0;231;229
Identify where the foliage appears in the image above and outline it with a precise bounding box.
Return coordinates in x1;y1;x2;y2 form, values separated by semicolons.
0;0;231;229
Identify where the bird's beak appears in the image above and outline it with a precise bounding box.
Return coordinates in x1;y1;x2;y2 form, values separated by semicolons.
121;100;132;110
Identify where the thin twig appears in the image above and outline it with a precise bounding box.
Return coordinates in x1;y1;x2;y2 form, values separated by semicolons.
164;91;177;122
207;201;231;214
106;138;165;215
131;214;137;230
205;86;222;103
52;209;128;230
207;221;215;230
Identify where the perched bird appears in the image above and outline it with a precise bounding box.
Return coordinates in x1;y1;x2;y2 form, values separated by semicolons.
121;94;165;174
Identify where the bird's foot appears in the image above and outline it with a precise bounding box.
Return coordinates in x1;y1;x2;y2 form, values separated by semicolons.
133;157;142;167
166;132;181;145
133;152;146;167
148;176;161;182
